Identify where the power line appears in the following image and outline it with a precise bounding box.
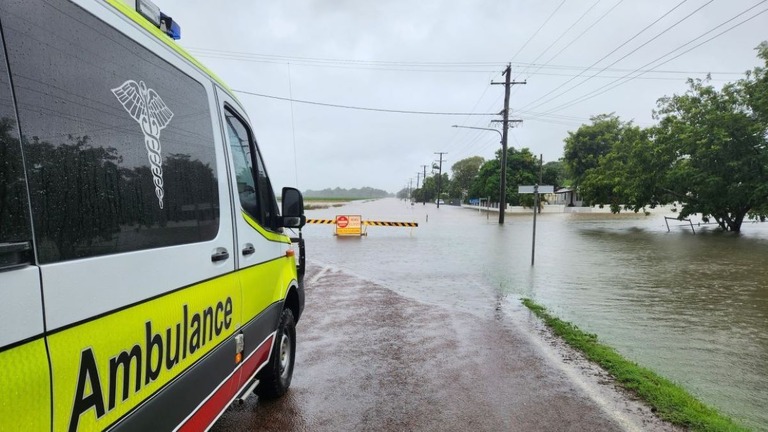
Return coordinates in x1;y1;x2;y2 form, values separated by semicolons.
187;46;746;76
517;0;690;112
232;89;496;116
509;0;568;65
515;0;604;81
527;0;627;79
524;0;714;112
537;2;768;115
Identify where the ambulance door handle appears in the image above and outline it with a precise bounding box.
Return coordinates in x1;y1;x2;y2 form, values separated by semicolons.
242;244;255;256
211;248;230;263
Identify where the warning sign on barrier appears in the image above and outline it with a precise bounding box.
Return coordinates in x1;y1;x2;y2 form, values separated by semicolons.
336;215;362;236
305;215;418;236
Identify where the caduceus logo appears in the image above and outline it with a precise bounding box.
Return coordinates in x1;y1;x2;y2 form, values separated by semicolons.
112;80;174;209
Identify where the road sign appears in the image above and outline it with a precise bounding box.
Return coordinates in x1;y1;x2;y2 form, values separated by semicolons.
337;215;349;228
336;215;362;236
518;185;554;194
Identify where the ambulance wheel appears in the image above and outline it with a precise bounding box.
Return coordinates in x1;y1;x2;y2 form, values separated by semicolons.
256;308;296;399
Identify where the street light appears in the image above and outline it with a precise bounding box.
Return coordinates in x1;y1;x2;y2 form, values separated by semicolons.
452;125;506;224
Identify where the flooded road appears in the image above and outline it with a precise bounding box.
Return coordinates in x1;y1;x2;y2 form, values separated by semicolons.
214;263;678;432
300;198;768;431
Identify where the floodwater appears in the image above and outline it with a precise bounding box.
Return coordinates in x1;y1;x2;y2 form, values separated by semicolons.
300;198;768;431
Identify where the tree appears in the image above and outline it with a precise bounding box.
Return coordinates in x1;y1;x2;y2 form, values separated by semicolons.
652;76;768;231
468;147;539;205
579;44;768;232
578;124;661;212
468;158;499;201
542;160;568;190
504;147;539;205
449;156;484;200
563;114;625;188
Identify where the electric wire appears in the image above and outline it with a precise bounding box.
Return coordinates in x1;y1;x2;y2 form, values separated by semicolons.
536;3;768;115
287;63;299;187
517;0;690;112
515;0;604;82
454;0;588;161
232;89;497;116
523;0;714;113
187;47;745;76
509;0;568;72
526;0;627;80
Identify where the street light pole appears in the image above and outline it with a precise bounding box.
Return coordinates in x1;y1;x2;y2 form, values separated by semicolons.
452;124;503;224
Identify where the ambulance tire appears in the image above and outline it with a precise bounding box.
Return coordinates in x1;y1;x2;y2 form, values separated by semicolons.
256;308;296;399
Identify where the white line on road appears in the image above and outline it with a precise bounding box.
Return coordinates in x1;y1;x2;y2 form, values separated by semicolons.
309;265;334;284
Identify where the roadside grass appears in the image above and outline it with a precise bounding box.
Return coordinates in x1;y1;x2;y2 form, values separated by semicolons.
302;198;361;210
521;298;749;432
304;197;364;202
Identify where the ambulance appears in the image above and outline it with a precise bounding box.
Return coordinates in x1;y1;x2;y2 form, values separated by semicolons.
0;0;307;430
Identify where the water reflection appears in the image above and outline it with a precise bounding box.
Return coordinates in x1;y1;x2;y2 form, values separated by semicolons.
303;199;768;430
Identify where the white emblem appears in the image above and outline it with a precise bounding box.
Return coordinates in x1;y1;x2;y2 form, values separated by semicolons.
112;80;174;209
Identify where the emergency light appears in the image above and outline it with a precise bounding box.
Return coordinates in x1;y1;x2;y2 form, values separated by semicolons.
135;0;181;40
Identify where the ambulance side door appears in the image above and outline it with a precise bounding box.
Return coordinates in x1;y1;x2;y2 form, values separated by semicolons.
0;24;50;431
216;89;292;385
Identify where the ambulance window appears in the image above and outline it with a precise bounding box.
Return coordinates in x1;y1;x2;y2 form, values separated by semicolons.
224;109;279;230
225;111;259;218
254;143;280;229
0;29;33;251
1;0;220;264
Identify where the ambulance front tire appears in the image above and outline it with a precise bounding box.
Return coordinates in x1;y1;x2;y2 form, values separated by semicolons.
256;308;296;400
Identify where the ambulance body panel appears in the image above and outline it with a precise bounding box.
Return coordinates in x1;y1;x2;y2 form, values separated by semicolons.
0;0;305;430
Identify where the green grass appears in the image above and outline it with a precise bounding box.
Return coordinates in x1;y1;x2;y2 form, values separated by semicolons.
521;298;749;432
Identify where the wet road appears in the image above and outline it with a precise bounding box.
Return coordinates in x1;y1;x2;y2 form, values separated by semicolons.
213;263;678;431
290;198;768;430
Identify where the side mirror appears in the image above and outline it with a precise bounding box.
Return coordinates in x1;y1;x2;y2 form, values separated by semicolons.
281;187;306;228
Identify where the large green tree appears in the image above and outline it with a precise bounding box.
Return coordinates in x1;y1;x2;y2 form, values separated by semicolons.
449;156;484;199
542;160;568;190
563;114;627;188
468;147;539;205
653;78;768;231
413;173;450;203
579;44;768;232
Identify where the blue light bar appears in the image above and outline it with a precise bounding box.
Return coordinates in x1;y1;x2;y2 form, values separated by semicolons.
160;13;181;40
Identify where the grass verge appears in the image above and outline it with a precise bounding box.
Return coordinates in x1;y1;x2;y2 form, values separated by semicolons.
520;298;748;432
304;197;365;202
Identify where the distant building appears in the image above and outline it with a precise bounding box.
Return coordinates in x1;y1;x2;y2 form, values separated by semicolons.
552;188;583;207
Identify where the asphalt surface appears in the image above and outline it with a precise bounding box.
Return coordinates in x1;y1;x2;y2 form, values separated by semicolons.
212;264;680;432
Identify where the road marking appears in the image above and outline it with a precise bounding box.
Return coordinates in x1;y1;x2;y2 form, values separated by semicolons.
309;265;333;284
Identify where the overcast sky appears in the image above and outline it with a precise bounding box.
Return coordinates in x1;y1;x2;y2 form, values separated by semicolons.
158;0;767;193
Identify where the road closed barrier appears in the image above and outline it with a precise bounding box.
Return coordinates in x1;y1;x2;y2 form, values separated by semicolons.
305;215;418;236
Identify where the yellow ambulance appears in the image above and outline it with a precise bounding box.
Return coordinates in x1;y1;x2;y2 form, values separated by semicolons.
0;0;306;430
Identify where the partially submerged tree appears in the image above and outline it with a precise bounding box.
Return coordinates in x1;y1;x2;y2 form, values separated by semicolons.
652;75;768;231
577;44;768;232
563;114;625;188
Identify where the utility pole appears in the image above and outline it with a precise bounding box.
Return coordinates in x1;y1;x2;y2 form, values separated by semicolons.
491;63;526;224
531;154;543;266
434;152;446;208
421;165;428;205
409;178;413;201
